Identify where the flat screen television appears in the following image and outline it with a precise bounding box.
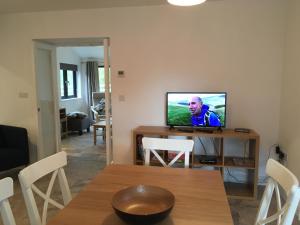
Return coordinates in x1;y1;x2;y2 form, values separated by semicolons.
166;92;227;128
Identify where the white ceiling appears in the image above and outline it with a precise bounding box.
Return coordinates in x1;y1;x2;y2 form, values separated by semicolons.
57;46;104;60
72;46;104;60
0;0;222;14
0;0;167;14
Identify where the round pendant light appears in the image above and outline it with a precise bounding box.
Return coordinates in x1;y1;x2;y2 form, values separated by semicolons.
167;0;207;6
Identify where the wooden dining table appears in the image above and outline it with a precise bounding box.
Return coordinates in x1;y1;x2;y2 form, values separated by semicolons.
47;164;233;225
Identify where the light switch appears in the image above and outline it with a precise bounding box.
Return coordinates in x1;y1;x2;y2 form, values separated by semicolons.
119;95;125;102
18;92;29;98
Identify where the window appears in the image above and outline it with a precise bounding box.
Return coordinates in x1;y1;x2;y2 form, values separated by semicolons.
60;63;78;99
98;66;111;93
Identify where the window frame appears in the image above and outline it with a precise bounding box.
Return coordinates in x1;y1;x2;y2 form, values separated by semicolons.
60;63;78;99
98;65;111;93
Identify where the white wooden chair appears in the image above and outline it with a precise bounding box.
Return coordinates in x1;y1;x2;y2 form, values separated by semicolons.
255;159;300;225
18;151;72;225
90;106;106;122
0;178;16;225
142;137;194;168
91;92;106;122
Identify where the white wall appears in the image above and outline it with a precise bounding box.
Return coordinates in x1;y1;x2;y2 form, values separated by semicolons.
0;0;287;180
57;47;88;114
279;0;300;178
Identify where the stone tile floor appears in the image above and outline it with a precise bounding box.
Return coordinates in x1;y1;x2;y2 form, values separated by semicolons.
0;130;299;225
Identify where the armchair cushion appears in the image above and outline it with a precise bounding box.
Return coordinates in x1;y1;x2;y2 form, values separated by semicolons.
67;112;88;119
0;125;29;171
0;147;27;170
0;135;3;147
67;115;91;135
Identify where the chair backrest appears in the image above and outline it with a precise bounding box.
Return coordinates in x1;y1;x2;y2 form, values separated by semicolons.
255;159;300;225
90;106;105;122
0;178;16;225
18;151;72;225
92;92;105;106
142;137;194;168
91;92;106;122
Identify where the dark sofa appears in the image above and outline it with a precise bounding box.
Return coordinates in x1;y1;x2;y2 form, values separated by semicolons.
67;116;91;135
0;125;29;171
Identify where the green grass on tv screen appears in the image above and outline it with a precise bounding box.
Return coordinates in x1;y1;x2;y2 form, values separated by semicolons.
167;104;225;126
167;105;191;126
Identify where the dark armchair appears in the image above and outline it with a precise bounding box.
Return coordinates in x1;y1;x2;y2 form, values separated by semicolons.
67;113;91;135
0;125;29;171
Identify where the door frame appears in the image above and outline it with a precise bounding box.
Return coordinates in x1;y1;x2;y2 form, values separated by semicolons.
33;37;112;163
33;41;61;159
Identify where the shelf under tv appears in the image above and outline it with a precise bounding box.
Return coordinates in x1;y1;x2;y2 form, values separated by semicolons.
175;126;221;134
224;182;254;200
132;126;260;200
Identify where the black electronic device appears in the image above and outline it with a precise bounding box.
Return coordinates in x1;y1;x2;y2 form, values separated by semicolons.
166;92;227;129
234;128;250;133
199;155;218;164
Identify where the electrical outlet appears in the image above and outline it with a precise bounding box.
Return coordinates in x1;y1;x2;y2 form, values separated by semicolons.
18;92;29;98
275;145;285;163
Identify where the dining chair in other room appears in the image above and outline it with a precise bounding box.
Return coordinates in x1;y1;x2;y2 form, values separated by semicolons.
142;137;194;168
0;178;16;225
18;151;72;225
255;159;300;225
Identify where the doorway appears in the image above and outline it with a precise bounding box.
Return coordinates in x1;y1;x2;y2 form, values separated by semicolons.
33;38;112;183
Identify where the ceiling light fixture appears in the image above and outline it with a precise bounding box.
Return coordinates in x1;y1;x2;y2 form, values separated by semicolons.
167;0;207;6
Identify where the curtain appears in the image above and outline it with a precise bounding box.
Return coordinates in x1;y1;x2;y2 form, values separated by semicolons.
86;61;99;120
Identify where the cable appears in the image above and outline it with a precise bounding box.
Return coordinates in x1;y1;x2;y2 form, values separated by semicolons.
225;168;242;183
260;143;278;183
266;144;279;163
210;138;219;155
198;137;207;155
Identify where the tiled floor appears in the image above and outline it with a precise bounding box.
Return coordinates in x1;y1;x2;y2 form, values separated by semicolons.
0;130;299;225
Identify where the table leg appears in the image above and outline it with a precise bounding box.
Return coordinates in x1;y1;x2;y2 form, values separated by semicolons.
94;126;97;145
103;127;106;142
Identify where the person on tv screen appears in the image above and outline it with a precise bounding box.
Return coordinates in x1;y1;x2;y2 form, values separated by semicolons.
188;96;221;127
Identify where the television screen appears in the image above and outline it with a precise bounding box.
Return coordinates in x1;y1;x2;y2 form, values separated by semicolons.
166;92;227;127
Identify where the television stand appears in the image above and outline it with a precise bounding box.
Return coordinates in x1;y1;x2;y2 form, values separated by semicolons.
168;125;175;130
175;127;222;133
193;127;217;133
177;128;194;133
133;126;260;200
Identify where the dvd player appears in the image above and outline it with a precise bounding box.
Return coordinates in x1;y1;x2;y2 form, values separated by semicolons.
199;155;218;164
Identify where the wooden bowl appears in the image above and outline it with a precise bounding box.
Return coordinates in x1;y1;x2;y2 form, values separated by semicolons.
112;185;175;224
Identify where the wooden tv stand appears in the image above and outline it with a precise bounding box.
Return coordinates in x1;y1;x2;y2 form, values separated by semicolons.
133;126;260;200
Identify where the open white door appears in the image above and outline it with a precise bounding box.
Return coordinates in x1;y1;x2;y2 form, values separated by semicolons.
104;38;113;164
34;41;60;159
